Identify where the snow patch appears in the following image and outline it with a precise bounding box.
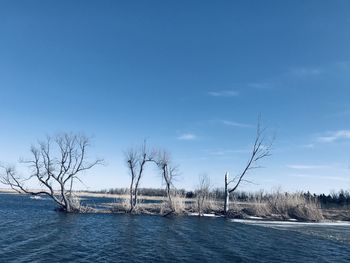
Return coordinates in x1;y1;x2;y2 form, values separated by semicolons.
231;219;350;226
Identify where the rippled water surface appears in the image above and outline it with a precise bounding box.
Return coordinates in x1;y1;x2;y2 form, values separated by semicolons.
1;193;350;262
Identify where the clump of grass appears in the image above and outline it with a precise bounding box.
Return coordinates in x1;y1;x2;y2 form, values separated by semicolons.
66;194;96;213
110;198;130;213
170;194;186;214
190;195;220;215
268;191;323;221
160;193;186;215
242;190;324;221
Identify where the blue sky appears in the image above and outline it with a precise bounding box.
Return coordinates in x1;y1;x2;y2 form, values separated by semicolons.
0;1;350;193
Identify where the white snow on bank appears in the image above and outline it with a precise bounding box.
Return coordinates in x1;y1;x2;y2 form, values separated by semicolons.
231;219;350;227
188;213;221;218
247;216;263;220
30;196;43;200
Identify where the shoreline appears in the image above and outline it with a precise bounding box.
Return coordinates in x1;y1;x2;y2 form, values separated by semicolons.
1;189;349;223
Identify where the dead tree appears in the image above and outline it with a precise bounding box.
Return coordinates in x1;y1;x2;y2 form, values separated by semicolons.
0;133;103;212
125;142;155;212
195;174;211;216
224;119;273;214
125;143;179;214
155;150;178;213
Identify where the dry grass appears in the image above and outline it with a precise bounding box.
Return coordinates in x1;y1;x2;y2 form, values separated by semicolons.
109;195;185;216
110;197;131;213
240;191;324;221
2;188;333;221
190;196;221;215
66;194;96;213
268;191;323;221
160;194;186;215
100;190;325;221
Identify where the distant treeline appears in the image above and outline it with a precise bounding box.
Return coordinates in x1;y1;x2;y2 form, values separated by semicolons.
200;188;350;207
225;189;350;207
316;190;350;206
88;188;350;206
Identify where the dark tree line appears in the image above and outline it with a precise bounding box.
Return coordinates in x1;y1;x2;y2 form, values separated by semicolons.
311;190;350;206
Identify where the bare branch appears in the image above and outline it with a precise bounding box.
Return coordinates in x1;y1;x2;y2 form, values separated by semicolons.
0;133;102;212
124;141;156;211
228;118;273;194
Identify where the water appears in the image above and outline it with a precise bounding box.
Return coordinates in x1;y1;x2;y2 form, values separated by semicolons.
1;194;350;262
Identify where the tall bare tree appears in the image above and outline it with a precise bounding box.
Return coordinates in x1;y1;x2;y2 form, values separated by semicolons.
224;119;273;213
125;142;155;212
155;150;178;212
0;133;103;212
125;143;179;214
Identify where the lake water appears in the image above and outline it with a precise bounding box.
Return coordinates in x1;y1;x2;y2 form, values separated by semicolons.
1;193;350;262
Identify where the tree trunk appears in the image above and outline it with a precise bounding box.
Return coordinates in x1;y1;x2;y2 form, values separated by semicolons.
224;172;229;214
133;189;138;207
129;176;134;212
166;182;173;210
133;175;142;208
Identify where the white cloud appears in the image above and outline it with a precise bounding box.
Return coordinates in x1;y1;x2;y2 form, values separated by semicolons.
208;90;239;97
299;144;315;149
335;60;350;70
220;120;253;128
288;173;314;178
287;164;330;170
177;133;197;141
247;82;273;90
289;67;322;77
204;148;249;156
289;174;350;182
317;130;350;143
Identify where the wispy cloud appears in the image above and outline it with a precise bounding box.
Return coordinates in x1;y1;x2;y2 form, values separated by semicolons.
328;108;350;118
177;133;197;141
287;164;330;170
247;82;274;90
335;60;350;70
289;174;350;182
288;67;322;77
220;120;253;128
207;90;239;97
317;130;350;143
288;173;314;178
204;148;249;156
299;144;315;149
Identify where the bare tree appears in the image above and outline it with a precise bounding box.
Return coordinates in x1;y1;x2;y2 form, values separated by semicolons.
125;142;180;214
224;119;273;214
195;174;211;216
155;150;178;213
125;141;155;212
0;133;103;212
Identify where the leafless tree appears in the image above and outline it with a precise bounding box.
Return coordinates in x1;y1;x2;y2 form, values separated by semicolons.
224;118;273;213
125;142;180;214
125;141;155;212
0;133;103;212
155;150;178;213
195;174;211;216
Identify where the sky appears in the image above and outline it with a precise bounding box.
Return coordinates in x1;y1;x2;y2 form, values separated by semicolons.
0;0;350;193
